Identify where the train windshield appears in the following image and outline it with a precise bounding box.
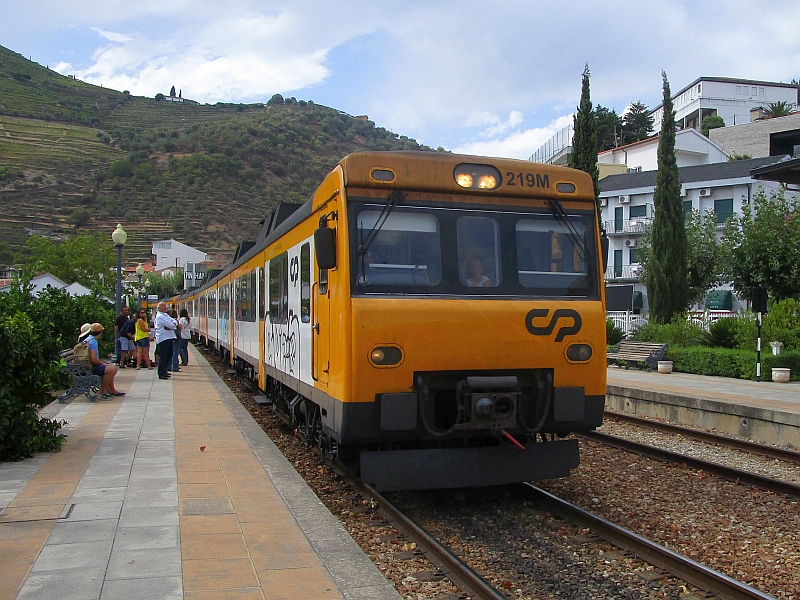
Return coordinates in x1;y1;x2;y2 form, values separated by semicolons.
349;199;599;299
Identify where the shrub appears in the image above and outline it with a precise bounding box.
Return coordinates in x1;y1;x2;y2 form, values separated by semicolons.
703;317;739;349
606;319;625;346
762;351;800;381
630;315;706;347
0;309;66;461
668;347;754;379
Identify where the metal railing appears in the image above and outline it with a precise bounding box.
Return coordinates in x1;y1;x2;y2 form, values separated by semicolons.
607;311;647;335
603;218;652;235
605;265;643;280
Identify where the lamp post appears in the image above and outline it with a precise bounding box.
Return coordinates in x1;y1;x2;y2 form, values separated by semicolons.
111;224;127;365
112;224;127;317
144;279;150;311
136;263;145;309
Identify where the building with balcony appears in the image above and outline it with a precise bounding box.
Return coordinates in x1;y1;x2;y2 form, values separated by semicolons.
599;155;790;311
650;77;799;133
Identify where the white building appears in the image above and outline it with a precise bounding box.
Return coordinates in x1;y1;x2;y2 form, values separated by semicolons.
152;239;207;271
599;155;793;312
598;128;729;172
651;77;799;133
0;273;95;297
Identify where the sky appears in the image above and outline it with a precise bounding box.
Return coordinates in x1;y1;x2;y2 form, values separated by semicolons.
2;1;800;159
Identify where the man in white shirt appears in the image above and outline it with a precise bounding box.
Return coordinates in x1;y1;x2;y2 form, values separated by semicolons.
154;302;178;380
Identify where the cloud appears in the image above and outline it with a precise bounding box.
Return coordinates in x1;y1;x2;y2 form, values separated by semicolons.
8;0;800;155
453;114;574;160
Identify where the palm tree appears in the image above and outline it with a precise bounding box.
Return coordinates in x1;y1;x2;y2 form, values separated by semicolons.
763;101;797;118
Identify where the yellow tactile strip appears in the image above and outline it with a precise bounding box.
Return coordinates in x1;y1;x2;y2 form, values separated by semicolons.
0;396;124;600
174;364;343;600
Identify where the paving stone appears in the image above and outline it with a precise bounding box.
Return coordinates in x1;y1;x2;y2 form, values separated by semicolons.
100;576;182;600
47;519;118;545
119;505;180;528
106;546;182;579
112;525;180;551
66;500;123;522
17;566;106;600
30;539;114;572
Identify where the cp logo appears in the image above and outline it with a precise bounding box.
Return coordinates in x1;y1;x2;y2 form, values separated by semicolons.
525;309;582;342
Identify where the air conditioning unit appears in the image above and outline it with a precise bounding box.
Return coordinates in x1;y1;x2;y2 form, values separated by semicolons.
618;195;630;204
698;188;712;197
625;239;639;248
599;198;607;207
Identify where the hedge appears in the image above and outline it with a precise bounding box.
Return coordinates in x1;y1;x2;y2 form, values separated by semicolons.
667;347;800;381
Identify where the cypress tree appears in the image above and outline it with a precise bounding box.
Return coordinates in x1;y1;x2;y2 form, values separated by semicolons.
646;72;688;323
568;64;601;217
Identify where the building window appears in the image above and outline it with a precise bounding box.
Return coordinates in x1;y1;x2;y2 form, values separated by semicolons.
714;199;734;224
683;200;692;214
630;248;641;264
629;205;647;218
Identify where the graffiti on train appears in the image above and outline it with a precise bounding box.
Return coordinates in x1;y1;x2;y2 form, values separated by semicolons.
266;312;301;374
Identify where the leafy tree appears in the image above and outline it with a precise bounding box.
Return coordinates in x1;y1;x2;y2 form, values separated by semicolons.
144;270;184;298
721;186;800;300
764;101;796;118
0;241;14;266
108;158;133;178
638;208;720;308
701;115;725;137
621;101;653;143
646;72;688;323
568;64;600;215
595;105;622;152
17;232;115;295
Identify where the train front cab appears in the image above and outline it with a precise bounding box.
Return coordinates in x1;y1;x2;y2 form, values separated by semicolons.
266;153;606;491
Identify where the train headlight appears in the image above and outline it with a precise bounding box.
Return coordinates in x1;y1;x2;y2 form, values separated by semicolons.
453;164;501;190
370;345;403;367
566;343;593;362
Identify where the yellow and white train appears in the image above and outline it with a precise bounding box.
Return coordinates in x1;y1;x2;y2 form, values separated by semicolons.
178;151;607;491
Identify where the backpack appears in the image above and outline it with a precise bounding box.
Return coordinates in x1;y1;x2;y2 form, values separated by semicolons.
120;319;136;338
72;341;92;368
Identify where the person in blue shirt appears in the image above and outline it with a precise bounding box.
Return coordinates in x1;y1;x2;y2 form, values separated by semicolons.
79;323;125;399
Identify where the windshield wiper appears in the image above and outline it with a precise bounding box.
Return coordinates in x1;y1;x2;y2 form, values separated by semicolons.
548;198;588;262
358;190;404;256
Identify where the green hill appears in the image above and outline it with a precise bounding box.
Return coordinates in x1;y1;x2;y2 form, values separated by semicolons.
0;45;432;263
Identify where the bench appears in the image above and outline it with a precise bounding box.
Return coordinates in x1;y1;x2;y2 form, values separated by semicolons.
607;341;669;372
57;349;101;404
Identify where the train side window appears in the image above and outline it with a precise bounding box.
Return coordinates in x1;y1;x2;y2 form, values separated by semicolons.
301;243;311;322
456;216;501;288
269;253;289;323
208;291;216;319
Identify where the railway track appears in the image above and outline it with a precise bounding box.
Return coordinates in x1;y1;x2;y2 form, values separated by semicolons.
524;483;776;600
604;411;800;465
590;417;800;499
323;456;510;600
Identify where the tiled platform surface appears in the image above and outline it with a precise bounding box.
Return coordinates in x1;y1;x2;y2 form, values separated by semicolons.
607;367;800;447
0;347;400;600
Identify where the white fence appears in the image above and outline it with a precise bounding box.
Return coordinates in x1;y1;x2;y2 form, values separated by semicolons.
607;310;738;336
607;311;647;335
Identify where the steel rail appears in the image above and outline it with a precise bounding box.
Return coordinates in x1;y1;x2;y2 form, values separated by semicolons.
524;483;777;600
322;457;510;600
605;411;800;465
582;430;800;499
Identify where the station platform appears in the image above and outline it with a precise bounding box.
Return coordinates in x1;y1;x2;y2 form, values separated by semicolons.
0;347;400;600
606;367;800;448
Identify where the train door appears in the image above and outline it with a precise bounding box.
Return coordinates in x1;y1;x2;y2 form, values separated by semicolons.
314;261;331;386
